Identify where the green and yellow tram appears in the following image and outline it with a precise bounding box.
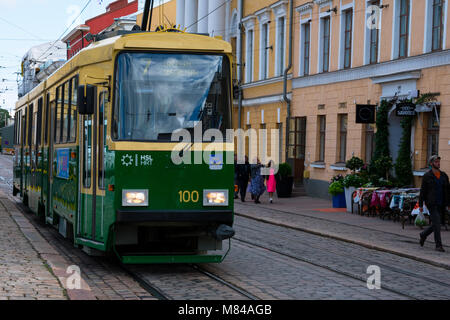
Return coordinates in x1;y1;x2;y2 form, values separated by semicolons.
13;30;235;264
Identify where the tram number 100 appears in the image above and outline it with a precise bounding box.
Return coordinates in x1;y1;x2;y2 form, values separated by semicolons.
178;190;199;203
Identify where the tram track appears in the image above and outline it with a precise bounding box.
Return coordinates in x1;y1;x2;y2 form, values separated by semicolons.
233;217;450;300
235;202;449;247
121;262;260;300
237;221;450;288
232;236;418;300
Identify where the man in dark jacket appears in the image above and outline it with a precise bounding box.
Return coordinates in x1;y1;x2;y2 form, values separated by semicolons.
236;156;251;202
419;155;449;252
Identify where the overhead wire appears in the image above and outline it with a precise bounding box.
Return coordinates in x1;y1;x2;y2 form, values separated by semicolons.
36;0;92;62
0;16;45;41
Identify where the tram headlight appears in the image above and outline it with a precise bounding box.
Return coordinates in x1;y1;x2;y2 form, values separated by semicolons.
122;189;148;206
203;190;228;206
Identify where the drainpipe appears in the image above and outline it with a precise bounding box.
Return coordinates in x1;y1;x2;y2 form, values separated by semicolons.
283;0;293;163
237;0;243;129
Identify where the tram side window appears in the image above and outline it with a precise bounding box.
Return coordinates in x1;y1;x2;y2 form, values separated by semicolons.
32;110;37;147
55;87;61;143
68;77;77;142
62;81;70;143
28;104;33;148
44;93;50;145
82;115;92;188
37;97;43;147
21;111;26;146
98;92;107;189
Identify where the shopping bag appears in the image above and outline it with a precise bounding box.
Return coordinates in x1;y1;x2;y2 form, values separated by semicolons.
411;202;430;216
414;211;426;227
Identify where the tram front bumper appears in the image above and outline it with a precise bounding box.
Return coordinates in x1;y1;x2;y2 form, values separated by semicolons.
116;209;233;224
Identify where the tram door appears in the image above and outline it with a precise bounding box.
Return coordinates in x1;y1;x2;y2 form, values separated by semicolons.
79;88;106;243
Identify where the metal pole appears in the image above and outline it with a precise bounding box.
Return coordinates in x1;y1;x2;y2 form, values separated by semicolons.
149;0;154;31
141;0;151;31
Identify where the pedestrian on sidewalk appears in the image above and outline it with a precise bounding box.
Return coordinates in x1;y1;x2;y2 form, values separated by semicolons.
250;158;265;204
419;155;449;252
236;156;251;202
266;160;276;204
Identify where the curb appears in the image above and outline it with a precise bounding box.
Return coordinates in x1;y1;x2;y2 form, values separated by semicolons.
1;191;97;300
235;210;450;271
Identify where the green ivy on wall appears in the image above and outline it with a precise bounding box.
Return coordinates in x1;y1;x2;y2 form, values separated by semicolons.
370;99;392;180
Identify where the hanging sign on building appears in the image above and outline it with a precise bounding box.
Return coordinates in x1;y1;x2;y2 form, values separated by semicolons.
396;102;416;116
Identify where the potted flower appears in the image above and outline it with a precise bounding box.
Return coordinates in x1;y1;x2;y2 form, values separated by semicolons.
275;162;294;198
329;181;346;208
342;174;365;213
346;156;364;173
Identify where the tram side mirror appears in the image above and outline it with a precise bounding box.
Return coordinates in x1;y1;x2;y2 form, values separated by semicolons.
77;85;95;115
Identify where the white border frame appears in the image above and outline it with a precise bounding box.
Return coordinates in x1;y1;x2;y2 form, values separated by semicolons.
297;4;313;77
364;0;383;65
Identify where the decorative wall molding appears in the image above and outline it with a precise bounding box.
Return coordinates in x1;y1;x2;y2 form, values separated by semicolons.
296;2;313;13
314;0;332;6
255;7;271;24
270;0;289;17
242;15;256;29
241;74;293;89
242;93;292;107
292;50;450;89
371;71;422;84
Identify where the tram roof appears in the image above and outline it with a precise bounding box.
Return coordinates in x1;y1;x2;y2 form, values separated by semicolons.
16;32;232;110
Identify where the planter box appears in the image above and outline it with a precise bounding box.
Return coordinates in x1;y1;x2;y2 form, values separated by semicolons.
332;192;346;208
344;187;356;213
276;176;294;198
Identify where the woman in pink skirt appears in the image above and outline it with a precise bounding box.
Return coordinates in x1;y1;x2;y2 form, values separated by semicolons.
266;160;276;203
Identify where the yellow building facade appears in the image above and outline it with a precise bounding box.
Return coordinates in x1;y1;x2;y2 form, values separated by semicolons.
227;0;450;198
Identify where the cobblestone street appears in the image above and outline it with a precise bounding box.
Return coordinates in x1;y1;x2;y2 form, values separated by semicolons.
1;154;450;300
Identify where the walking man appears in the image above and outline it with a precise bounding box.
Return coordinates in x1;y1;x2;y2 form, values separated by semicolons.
236;156;251;202
419;155;449;252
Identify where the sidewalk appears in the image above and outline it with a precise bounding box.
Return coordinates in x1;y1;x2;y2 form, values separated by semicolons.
0;190;95;300
234;192;450;270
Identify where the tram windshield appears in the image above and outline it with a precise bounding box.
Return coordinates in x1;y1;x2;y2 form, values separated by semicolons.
113;52;232;141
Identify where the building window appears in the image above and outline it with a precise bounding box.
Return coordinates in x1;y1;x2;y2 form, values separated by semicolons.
301;22;311;76
338;114;348;163
343;9;353;69
365;124;375;163
427;109;440;164
276;16;286;76
320;16;331;73
318;115;326;162
288;117;306;160
260;23;269;80
369;1;380;64
246;29;254;83
399;0;410;58
432;0;444;51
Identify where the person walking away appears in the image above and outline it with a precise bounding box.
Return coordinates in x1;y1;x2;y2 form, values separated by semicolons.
419;155;449;252
250;158;265;204
236;156;251;202
266;160;277;203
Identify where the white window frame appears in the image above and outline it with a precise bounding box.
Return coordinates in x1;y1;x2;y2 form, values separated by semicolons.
271;0;288;77
424;0;448;53
256;8;271;80
318;9;332;73
338;1;354;69
297;3;313;76
364;0;383;65
243;16;256;83
391;0;412;59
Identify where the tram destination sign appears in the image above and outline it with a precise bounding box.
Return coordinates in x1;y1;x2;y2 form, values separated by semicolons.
396;102;416;116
